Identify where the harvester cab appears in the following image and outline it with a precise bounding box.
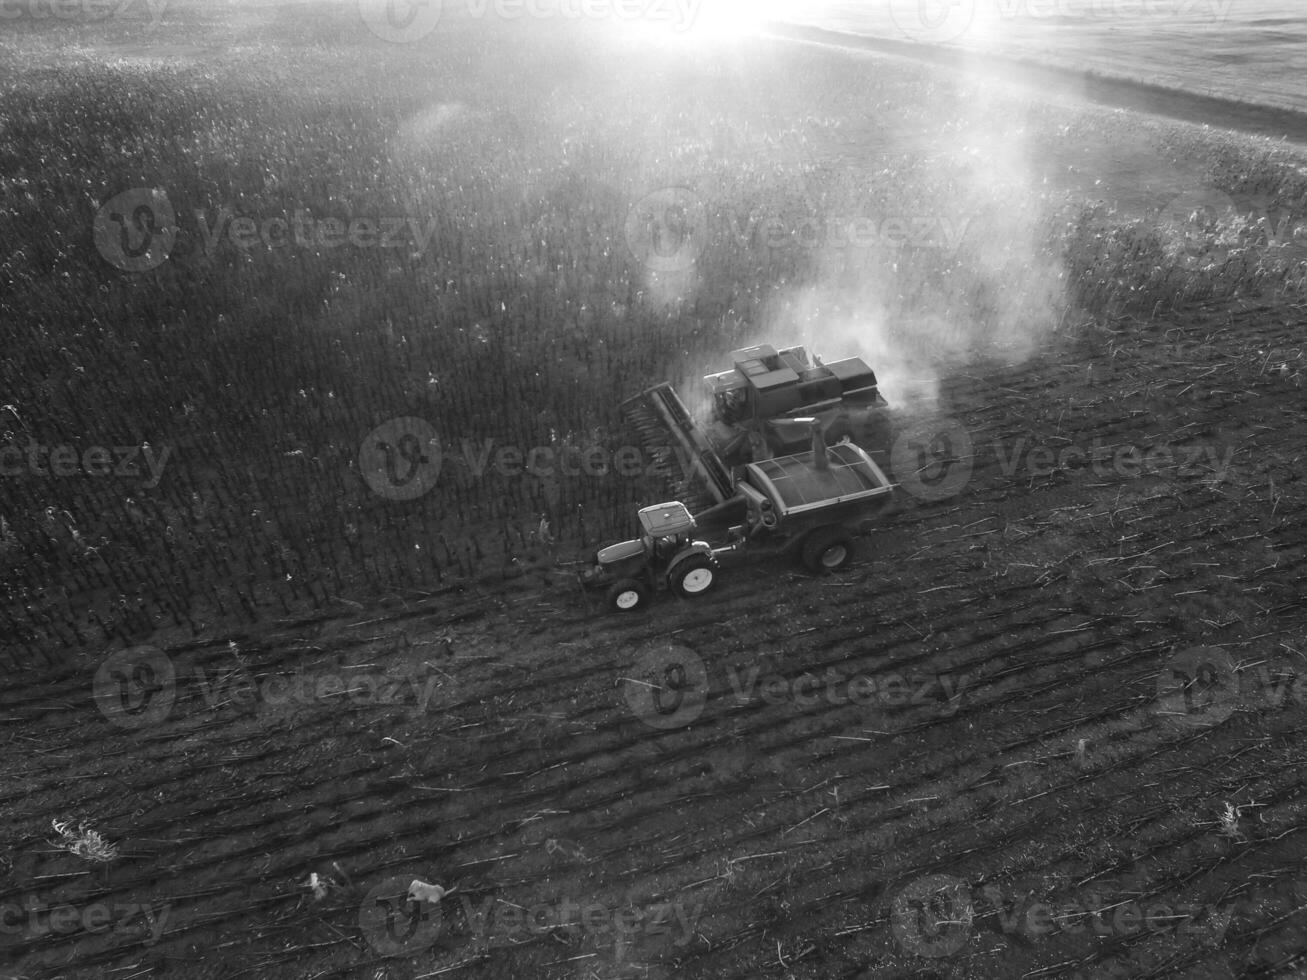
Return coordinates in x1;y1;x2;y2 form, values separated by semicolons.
702;344;889;464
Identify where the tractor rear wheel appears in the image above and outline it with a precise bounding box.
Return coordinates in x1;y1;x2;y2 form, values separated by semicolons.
802;527;854;574
607;579;650;613
669;555;718;598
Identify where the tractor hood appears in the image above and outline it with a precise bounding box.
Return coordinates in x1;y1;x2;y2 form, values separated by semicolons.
596;539;646;565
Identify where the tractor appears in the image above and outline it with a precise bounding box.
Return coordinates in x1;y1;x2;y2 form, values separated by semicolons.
578;421;896;612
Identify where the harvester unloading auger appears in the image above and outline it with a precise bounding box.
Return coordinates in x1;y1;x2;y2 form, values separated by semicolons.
620;344;893;514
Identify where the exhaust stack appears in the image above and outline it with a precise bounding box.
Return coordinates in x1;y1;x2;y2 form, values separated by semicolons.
809;419;830;472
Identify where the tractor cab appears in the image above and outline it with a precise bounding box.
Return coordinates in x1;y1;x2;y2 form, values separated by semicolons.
637;501;697;560
591;501;697;572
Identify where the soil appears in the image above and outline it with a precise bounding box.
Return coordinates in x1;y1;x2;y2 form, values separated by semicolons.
3;294;1305;980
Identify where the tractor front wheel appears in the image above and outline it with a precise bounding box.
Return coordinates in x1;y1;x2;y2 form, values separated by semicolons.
607;579;650;612
669;556;718;598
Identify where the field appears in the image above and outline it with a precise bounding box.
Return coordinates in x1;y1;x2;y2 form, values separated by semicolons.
792;0;1307;114
2;2;1307;979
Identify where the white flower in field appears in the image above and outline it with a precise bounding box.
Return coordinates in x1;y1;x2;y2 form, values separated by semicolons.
408;880;455;905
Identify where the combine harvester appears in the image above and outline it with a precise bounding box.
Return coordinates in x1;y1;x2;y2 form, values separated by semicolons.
620;343;892;514
578;419;896;612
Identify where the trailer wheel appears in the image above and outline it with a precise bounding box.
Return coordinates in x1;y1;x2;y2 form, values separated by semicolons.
607;579;650;612
669;555;718;598
802;527;854;574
